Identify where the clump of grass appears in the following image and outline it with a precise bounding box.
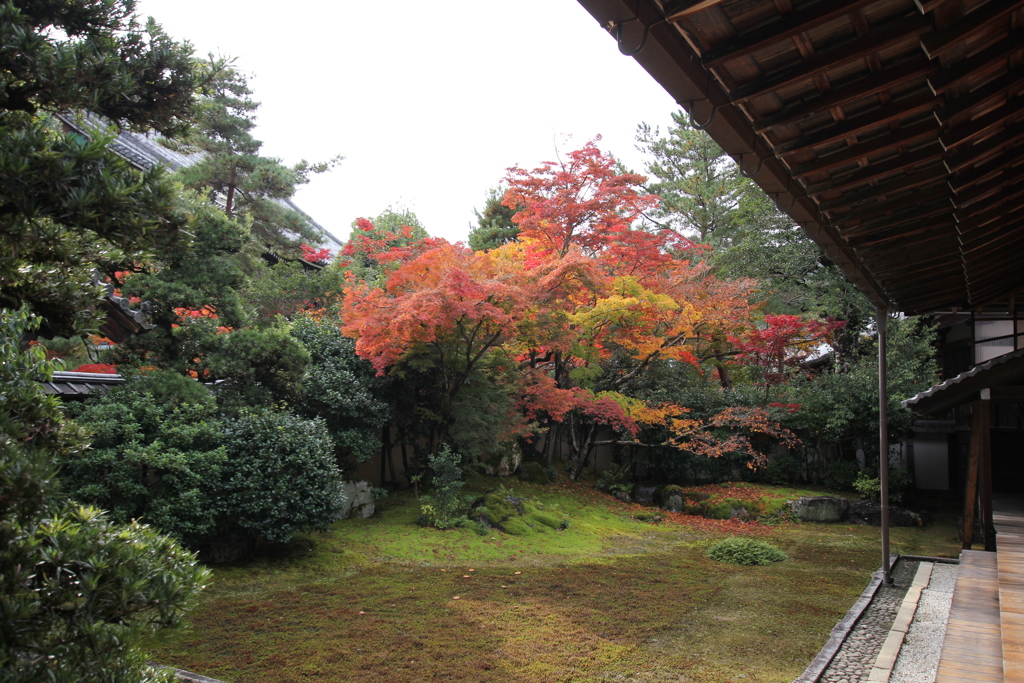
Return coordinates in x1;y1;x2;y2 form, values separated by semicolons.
706;537;787;566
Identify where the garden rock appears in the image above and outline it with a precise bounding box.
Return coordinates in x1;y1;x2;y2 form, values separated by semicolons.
635;486;657;504
338;481;375;519
482;442;522;477
790;496;850;523
663;494;684;513
730;507;750;521
614;491;631;503
848;500;922;526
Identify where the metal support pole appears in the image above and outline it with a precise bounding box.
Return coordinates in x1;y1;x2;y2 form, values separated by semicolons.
877;306;891;584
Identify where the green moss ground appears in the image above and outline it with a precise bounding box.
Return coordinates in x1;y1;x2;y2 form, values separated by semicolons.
146;479;960;682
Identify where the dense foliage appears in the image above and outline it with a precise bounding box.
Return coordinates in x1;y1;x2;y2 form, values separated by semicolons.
1;311;209;682
63;371;346;558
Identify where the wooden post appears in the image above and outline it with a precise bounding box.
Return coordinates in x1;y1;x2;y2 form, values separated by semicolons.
977;393;995;551
962;397;990;550
877;306;891;584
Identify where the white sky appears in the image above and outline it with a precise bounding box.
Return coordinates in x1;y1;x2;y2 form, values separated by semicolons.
135;0;679;245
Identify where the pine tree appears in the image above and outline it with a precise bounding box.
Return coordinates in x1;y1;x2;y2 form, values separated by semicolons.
172;58;341;258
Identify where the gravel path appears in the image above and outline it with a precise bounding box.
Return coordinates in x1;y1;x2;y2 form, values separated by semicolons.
890;562;958;683
819;561;917;683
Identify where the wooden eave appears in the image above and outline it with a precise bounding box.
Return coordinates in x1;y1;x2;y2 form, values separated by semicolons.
578;0;1024;315
903;349;1024;415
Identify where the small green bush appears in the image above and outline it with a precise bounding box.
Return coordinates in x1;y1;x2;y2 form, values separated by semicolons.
706;538;787;566
418;446;468;530
853;469;912;505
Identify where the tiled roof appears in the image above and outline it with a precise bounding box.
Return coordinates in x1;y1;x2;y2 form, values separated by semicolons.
902;348;1024;415
57;113;344;249
41;371;124;397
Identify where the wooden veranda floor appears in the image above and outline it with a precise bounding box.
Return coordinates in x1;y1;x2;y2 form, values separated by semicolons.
936;497;1024;682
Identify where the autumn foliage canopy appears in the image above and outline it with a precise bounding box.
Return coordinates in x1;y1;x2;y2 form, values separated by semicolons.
340;141;815;466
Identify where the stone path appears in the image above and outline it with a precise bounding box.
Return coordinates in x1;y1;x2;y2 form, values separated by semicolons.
890;563;957;683
819;561;917;683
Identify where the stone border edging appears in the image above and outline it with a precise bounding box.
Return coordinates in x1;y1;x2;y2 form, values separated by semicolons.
867;562;934;682
792;554;899;683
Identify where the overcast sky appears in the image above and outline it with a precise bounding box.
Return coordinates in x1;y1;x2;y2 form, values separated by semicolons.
135;0;680;245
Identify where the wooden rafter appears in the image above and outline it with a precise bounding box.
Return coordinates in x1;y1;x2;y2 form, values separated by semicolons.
928;30;1024;95
791;119;939;177
701;0;880;68
754;55;937;132
816;166;947;212
729;12;932;103
805;142;945;195
920;1;1022;60
774;90;938;155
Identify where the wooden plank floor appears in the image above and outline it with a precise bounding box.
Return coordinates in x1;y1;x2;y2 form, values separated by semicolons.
994;497;1024;681
936;549;1003;682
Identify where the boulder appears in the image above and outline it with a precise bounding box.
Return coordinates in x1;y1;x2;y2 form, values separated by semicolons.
338;481;375;519
635;486;657;505
848;500;922;527
730;507;750;521
614;490;632;503
790;496;850;523
663;494;684;513
481;442;522;477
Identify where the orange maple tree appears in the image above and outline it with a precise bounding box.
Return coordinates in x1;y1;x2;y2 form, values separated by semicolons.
341;142;799;470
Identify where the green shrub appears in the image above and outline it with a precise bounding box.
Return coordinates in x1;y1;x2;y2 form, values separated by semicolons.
853;470;912;505
706;538;787;566
66;374;345;559
821;460;861;491
418;446;467;529
595;462;633;497
63;371;227;544
219;409;344;545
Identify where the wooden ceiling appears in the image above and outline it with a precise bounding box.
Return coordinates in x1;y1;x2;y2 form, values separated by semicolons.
577;0;1024;314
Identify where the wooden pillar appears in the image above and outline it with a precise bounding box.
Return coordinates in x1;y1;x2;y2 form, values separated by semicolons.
963;395;992;550
877;306;891;584
977;393;995;551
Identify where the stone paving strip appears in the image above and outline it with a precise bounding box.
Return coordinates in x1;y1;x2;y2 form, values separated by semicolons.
868;562;933;682
889;562;958;683
799;557;959;683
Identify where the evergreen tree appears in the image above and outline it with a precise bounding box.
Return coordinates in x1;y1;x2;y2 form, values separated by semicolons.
468;186;519;251
0;2;209;679
171;58;341;258
636;111;743;247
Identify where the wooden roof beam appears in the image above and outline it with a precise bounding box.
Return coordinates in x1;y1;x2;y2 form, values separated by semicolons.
939;92;1024;151
949;140;1024;192
816;166;947;212
754;55;937;133
700;0;879;68
934;63;1024;126
775;91;939;155
805;142;945;195
664;0;729;22
729;13;933;104
832;193;951;229
953;162;1024;208
944;117;1024;173
928;30;1024;95
920;1;1023;61
791;119;939;177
